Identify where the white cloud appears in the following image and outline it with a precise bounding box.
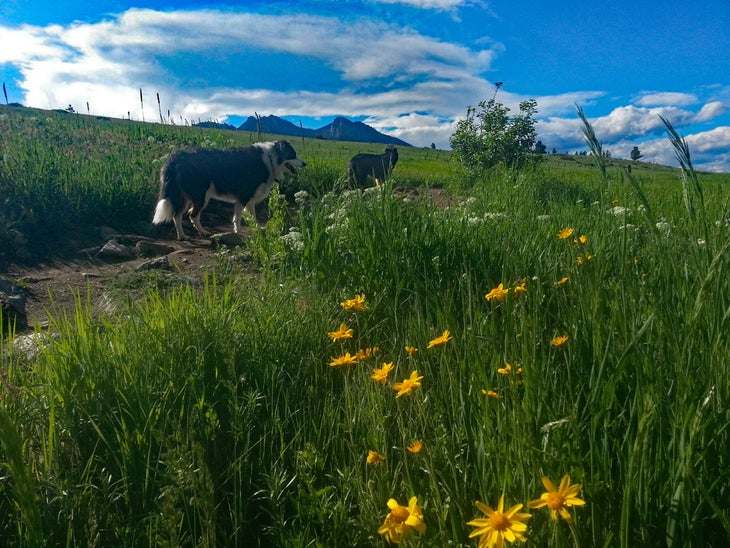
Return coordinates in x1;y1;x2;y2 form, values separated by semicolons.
635;91;698;107
371;0;474;10
695;101;726;121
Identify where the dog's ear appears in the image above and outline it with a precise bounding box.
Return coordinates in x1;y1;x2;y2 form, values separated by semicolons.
274;140;286;163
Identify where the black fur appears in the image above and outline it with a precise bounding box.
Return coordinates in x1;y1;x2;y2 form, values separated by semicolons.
152;140;305;239
347;147;399;188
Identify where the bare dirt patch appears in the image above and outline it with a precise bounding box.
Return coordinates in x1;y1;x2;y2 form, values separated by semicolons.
1;211;246;333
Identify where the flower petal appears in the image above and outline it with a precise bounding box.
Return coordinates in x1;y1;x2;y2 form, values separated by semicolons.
541;476;557;492
474;500;495;517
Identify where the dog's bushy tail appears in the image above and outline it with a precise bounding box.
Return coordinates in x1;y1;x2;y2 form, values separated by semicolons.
152;199;174;225
153;161;185;224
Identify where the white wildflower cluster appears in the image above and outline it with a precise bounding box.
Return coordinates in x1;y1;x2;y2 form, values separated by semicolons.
280;227;304;252
655;220;672;235
363;186;386;199
294;190;310;208
608;205;630;216
326;211;350;234
467;212;508;225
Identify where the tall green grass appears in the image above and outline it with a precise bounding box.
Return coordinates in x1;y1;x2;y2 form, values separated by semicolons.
0;106;729;546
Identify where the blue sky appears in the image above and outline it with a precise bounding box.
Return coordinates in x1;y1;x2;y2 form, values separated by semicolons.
1;0;729;171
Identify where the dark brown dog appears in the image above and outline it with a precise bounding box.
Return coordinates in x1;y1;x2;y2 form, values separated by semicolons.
347;147;399;188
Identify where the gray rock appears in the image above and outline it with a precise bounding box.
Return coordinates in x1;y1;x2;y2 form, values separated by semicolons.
135;240;175;257
136;256;171;271
99;239;134;259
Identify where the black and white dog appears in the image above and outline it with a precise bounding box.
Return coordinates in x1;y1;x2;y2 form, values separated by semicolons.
152;140;306;240
347;147;399;188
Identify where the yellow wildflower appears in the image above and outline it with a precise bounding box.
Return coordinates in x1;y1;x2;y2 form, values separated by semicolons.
427;330;453;349
378;496;426;544
467;494;531;548
407;440;423;454
341;294;368;312
393;370;424;398
554;276;569;286
573;234;588;245
355;347;378;360
577;253;593;264
328;322;353;341
367;450;386;464
371;362;394;384
482;389;500;399
329;352;358;367
405;345;418;356
497;363;512;375
551;335;569;347
557;227;575;239
512;280;527;297
485;283;510;302
528;474;586;522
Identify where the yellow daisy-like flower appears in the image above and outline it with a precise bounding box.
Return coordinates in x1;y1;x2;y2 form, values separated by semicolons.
355;347;379;360
427;330;453;349
528;474;586;522
393;370;424;398
557;227;575;239
405;345;418;356
341;294;368;312
485;283;510;302
577;253;593;264
467;494;531;548
573;234;588;245
378;496;426;544
551;335;569;347
328;322;354;341
482;389;500;399
497;363;512;375
371;362;394;384
329;352;358;367
554;276;569;286
512;281;527;297
407;440;423;454
367;450;386;464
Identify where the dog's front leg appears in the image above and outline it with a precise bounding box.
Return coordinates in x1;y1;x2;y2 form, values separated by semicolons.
242;199;261;229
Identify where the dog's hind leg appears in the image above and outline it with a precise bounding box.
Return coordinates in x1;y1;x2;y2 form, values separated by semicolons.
187;204;210;237
172;211;188;240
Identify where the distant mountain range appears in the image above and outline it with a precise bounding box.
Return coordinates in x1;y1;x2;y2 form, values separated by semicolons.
196;115;411;147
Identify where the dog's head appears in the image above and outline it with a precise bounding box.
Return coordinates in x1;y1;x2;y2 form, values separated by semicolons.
385;147;399;167
275;140;307;174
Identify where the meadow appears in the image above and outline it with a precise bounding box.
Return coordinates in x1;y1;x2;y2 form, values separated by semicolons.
0;105;729;546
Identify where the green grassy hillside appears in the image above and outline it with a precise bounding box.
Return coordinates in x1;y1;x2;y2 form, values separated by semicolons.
0;104;729;546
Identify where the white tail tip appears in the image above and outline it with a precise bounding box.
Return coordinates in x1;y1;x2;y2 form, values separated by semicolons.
152;199;174;224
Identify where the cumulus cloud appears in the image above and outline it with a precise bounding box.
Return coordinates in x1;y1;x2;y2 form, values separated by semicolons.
644;125;730;173
635;91;698;107
695;101;726;121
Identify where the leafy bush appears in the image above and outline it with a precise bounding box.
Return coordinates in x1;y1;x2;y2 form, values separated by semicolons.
450;98;539;172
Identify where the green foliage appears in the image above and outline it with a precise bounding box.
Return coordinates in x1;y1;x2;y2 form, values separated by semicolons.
1;104;730;546
450;98;539;171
